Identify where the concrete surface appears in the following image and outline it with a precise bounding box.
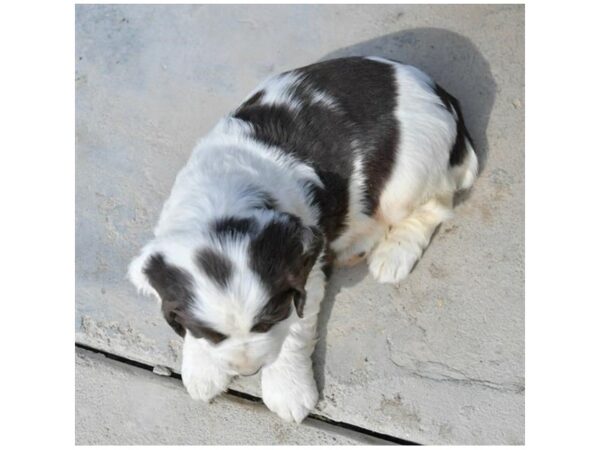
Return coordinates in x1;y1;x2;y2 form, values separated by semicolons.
75;4;524;445
75;347;369;445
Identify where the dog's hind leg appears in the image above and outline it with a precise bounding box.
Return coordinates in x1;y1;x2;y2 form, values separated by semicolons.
368;195;454;284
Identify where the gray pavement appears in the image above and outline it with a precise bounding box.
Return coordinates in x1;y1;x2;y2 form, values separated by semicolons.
75;4;524;444
76;347;374;445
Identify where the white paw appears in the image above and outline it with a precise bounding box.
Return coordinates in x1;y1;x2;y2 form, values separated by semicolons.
368;238;422;284
261;362;318;423
182;363;231;402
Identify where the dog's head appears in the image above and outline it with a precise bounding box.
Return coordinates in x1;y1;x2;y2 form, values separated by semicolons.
129;211;323;376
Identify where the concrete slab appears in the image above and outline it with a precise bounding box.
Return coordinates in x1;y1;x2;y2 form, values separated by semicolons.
75;347;369;445
76;4;524;444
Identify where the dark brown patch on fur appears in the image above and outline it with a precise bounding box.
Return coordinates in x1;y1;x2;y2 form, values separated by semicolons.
249;214;323;323
434;83;475;167
212;216;257;239
143;253;194;337
234;57;400;239
196;248;233;288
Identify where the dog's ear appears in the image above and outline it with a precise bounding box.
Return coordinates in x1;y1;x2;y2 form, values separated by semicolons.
128;246;160;299
288;225;324;318
250;215;324;320
128;247;190;337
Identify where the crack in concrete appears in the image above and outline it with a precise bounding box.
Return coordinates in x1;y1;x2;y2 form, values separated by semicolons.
386;339;524;394
76;343;420;445
391;359;524;394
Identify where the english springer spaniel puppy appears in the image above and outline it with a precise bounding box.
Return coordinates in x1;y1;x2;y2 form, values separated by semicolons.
129;57;478;423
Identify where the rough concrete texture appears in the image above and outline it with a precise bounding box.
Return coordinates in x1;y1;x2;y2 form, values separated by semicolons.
76;4;524;445
75;347;369;445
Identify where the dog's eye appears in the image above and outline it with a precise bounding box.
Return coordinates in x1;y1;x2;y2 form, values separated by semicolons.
266;290;294;319
251;290;295;333
250;321;275;333
188;324;228;344
202;328;227;344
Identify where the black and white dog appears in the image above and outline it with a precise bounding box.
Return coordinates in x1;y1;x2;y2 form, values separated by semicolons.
129;57;478;423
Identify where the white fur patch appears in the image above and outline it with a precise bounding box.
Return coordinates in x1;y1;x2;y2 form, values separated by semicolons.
181;333;232;401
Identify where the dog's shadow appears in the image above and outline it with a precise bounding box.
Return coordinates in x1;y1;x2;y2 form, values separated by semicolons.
312;28;496;396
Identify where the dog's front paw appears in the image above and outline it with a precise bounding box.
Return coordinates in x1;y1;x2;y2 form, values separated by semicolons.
261;362;318;423
182;364;231;403
368;237;422;284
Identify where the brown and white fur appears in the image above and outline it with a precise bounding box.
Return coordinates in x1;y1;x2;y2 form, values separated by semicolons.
128;56;478;423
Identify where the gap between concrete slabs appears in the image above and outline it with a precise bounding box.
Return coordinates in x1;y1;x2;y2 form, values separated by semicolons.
76;343;419;445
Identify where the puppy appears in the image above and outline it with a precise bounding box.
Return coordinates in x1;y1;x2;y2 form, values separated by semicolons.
128;56;478;423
